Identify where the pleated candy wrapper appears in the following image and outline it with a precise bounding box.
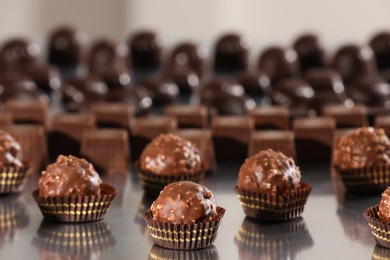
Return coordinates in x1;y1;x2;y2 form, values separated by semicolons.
364;205;390;249
235;182;312;221
32;184;116;223
0;165;28;194
148;244;219;260
136;161;205;195
144;207;225;250
335;165;390;193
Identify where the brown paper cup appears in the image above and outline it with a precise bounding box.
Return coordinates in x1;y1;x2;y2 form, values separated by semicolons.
32;184;116;223
236;182;312;221
136;162;206;195
148;244;219;260
364;205;390;249
336;165;390;193
0;166;28;194
144;207;225;250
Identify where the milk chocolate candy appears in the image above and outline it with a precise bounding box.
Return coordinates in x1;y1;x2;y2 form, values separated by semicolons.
48;113;95;159
4;99;48;125
0;38;40;72
248;130;296;160
322;104;368;128
80;129;129;174
164;105;208;128
258;46;299;84
212;116;254;163
214;33;250;74
129;31;162;71
293;117;335;163
235;70;271;97
332;44;376;84
139;76;179;104
248;106;290;130
293;33;326;72
88;38;128;73
370;31;390;71
375;115;390;136
0;112;12;129
91;102;134;129
130;116;177;162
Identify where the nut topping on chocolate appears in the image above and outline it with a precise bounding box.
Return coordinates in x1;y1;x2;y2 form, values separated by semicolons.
237;149;301;196
379;186;390;222
151;181;217;224
38;155;102;197
0;130;23;168
333;127;390;170
140;134;202;175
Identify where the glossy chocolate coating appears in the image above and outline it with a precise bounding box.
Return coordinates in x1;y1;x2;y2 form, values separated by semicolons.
214;33;249;73
258;47;299;84
308;92;353;115
140;134;202;175
167;66;200;94
333;127;390;170
379;187;390;222
38;155;102;197
93;67;132;90
129;31;162;70
0;38;40;71
151;181;217;224
332;45;376;84
105;86;153;115
25;65;61;93
208;95;256;115
304;68;344;94
0;130;23;168
61;75;108;112
293;34;326;71
346;74;390;107
88;38;128;73
139;76;179;104
169;42;207;77
235;70;271;96
200;78;245;101
370;31;390;71
270;78;314;109
237;149;301;196
48;26;88;67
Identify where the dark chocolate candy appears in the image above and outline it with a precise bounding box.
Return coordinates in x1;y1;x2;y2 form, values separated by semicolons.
304;68;344;94
0;38;40;71
139;76;179;104
370;31;390;71
129;31;162;70
167;66;200;94
24;65;61;93
235;70;271;96
270;78;314;109
92;67;132;90
293;33;326;72
88;38;128;73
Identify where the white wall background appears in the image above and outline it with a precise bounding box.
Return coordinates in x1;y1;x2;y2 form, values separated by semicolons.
0;0;389;57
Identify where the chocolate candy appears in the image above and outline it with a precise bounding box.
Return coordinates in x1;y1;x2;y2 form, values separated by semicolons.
140;134;202;175
308;92;353;116
235;70;271;96
48;26;88;68
304;68;344;94
379;187;390;222
164;105;208;128
322;104;368;128
293;33;326;72
167;66;200;94
237;149;301;196
248;106;290;130
105;86;152;116
332;44;376;84
61;75;108;112
93;67;132;90
370;31;390;71
129;31;162;70
38;155;102;197
169;42;208;78
0;38;40;71
88;38;128;73
0;130;23;168
214;33;250;73
139;76;179;104
24;65;61;93
151;181;217;224
270;78;314;109
257;46;299;84
333;127;390;170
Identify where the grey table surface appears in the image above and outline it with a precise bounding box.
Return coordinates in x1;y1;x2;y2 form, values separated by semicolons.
0;163;383;260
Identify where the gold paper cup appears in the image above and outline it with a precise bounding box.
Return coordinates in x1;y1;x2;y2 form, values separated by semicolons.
148;244;219;260
236;182;312;221
136;162;205;195
32;184;116;223
364;205;390;249
0;166;28;194
336;165;390;193
144;207;225;250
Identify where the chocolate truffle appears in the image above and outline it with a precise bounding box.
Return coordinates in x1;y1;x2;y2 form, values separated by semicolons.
214;33;250;73
304;68;344;94
332;44;376;84
24;65;61;93
140;134;201;176
237;149;301;196
369;31;390;71
169;42;208;78
379;187;390;222
0;38;40;71
48;26;88;68
333;127;390;170
167;66;200;94
293;33;326;72
0;130;23;168
235;70;271;96
257;46;299;84
129;31;162;70
270;78;314;109
38;155;102;197
88;38;128;73
139;76;179;104
151;181;217;224
93;67;132;90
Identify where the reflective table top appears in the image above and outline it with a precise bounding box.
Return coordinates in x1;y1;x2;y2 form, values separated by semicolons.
0;163;384;260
